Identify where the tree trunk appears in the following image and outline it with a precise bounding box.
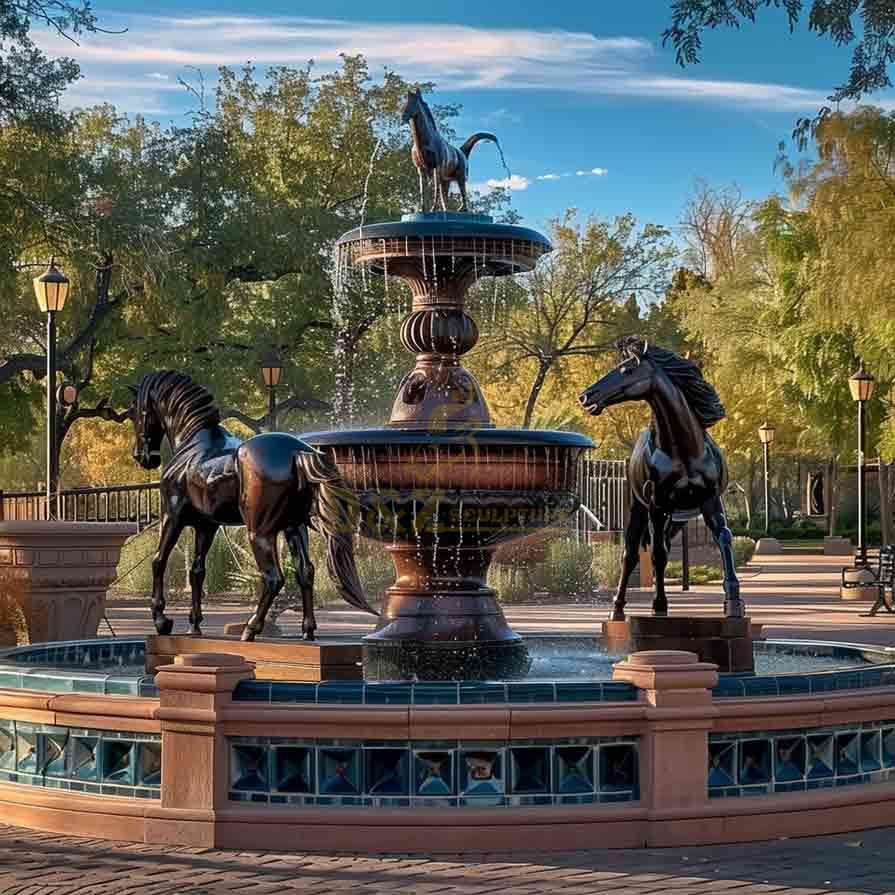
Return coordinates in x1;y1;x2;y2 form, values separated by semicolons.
880;461;892;546
522;361;552;429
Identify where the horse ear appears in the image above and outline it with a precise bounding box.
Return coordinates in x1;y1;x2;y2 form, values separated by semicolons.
415;88;422;96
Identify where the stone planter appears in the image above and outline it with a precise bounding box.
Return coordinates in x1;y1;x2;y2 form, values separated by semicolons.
0;521;136;645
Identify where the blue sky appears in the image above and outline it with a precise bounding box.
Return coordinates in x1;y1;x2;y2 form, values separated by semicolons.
43;0;892;233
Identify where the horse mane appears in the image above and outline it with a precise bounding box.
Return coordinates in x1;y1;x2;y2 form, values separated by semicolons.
137;371;221;442
417;93;438;132
619;338;726;429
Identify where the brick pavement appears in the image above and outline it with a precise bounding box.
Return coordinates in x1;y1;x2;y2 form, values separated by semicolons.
1;824;895;894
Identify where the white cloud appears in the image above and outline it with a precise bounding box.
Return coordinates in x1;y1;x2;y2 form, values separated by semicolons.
536;173;562;181
33;14;849;116
486;174;530;191
591;167;608;176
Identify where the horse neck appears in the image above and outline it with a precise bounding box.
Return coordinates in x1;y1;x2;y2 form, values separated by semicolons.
646;370;705;459
411;108;439;152
156;397;209;452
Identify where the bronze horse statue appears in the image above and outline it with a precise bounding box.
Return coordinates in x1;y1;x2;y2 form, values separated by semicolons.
128;371;377;640
401;88;502;212
579;338;743;621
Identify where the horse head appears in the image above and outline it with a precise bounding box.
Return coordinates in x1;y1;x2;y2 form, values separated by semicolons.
128;379;164;470
401;88;425;124
578;337;656;416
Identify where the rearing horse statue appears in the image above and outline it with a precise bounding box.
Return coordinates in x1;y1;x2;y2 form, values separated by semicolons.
127;371;378;641
401;88;502;212
579;338;743;621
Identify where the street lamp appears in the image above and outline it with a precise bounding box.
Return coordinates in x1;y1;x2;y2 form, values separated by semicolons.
758;422;776;534
849;363;876;567
33;260;70;517
260;349;283;432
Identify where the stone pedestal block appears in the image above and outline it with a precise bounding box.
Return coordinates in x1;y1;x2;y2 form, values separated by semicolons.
615;615;754;674
0;521;136;645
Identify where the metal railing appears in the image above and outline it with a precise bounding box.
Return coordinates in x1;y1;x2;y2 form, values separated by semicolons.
0;483;161;530
577;457;629;538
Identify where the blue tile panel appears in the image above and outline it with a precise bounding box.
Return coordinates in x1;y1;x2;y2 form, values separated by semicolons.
0;638;157;698
233;680;639;706
229;736;640;807
708;720;895;797
0;719;160;800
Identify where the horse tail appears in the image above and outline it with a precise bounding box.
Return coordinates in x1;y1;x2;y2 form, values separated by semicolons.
460;132;499;157
295;449;379;617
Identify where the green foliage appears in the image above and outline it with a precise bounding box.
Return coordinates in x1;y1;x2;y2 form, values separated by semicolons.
664;1;895;105
530;538;595;595
591;539;624;591
732;536;756;567
666;562;722;584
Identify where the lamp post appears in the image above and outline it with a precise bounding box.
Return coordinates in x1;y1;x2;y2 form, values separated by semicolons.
260;349;283;432
32;261;70;518
758;422;776;534
849;363;876;567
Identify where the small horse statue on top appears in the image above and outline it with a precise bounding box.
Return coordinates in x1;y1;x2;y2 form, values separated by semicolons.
402;88;502;212
579;337;743;622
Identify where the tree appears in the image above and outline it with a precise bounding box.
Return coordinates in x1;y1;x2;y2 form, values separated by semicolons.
481;212;675;428
664;2;895;106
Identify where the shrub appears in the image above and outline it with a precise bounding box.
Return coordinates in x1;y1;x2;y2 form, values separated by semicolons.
591;539;624;591
530;538;594;595
665;562;722;584
732;536;756;567
487;563;535;603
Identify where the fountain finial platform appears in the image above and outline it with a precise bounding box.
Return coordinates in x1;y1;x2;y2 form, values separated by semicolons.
336;212;551;430
315;211;590;681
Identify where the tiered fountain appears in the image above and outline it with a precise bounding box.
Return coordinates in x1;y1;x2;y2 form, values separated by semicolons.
306;211;592;680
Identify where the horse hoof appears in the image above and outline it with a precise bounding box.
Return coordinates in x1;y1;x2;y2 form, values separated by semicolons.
154;616;174;636
303;630;317;642
241;627;258;642
609;609;626;622
189;626;202;637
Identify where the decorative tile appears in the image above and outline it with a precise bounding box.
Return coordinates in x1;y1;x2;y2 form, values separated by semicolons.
41;730;69;777
883;728;895;768
459;749;503;804
555;745;595;794
67;737;99;781
739;739;771;786
509;747;550;795
414;751;454;796
0;725;15;771
102;740;135;785
708;741;736;788
836;732;860;777
774;737;806;783
318;748;361;795
231;744;268;792
15;726;39;774
137;742;162;787
807;734;835;779
365;748;409;796
273;746;313;793
600;743;638;794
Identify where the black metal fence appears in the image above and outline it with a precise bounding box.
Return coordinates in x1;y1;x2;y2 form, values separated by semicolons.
0;483;161;530
576;457;629;538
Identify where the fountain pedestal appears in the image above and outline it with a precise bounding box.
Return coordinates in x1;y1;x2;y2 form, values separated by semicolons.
309;213;593;681
603;616;755;674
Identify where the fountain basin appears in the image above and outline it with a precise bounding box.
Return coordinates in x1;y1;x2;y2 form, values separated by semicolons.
1;637;895;850
305;428;592;680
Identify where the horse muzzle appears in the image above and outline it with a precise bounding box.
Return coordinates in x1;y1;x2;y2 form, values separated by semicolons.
578;391;604;416
139;449;162;470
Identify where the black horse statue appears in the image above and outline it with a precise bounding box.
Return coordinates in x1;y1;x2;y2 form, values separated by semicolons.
128;371;377;641
401;88;502;212
579;338;743;621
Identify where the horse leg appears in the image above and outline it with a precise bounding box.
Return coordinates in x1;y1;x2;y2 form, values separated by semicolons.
418;169;425;212
188;522;218;636
610;500;648;622
151;510;185;636
286;524;316;641
650;509;670;616
702;496;744;618
430;171;439;213
241;532;285;642
457;173;469;212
